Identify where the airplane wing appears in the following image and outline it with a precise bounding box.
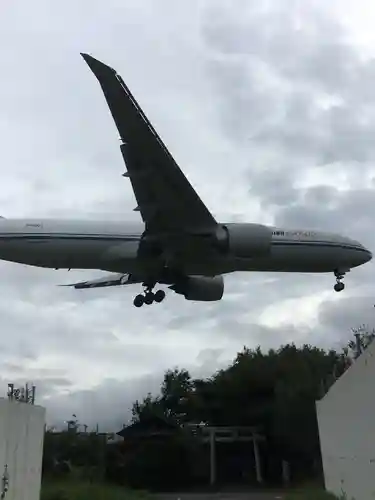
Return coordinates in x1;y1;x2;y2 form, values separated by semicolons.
81;53;217;235
60;273;140;289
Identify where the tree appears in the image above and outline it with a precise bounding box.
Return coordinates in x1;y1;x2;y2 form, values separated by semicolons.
125;342;353;486
131;369;194;426
131;393;165;423
161;369;193;425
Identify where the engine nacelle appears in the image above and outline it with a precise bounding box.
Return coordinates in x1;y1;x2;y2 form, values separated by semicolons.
170;275;224;302
214;223;272;258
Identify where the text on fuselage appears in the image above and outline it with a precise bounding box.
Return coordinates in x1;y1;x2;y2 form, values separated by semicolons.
272;230;317;238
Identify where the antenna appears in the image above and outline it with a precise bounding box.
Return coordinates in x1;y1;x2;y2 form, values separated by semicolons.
7;382;36;404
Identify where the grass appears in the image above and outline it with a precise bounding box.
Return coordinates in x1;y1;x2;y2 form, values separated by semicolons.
40;480;151;500
40;479;349;500
283;485;347;500
283;492;340;499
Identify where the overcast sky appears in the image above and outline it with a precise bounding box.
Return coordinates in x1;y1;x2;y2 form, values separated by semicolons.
1;0;375;431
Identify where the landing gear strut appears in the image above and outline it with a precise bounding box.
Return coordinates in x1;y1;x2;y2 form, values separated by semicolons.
133;284;166;307
334;270;345;292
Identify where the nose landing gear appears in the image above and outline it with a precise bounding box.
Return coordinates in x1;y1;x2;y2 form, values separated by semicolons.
334;270;345;292
133;285;166;308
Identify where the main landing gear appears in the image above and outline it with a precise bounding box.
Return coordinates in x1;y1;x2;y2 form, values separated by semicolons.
133;284;166;308
334;270;345;292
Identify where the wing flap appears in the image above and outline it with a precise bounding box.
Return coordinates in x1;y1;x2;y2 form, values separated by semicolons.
60;273;140;289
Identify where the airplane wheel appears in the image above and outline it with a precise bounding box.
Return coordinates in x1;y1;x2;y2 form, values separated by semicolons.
144;292;154;305
154;290;166;303
133;294;144;307
334;282;345;292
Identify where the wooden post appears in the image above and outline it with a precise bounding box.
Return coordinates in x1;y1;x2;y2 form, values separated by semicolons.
209;428;216;486
252;434;263;483
282;459;290;487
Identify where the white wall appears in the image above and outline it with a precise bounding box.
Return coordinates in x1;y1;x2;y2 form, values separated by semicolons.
0;398;45;500
317;342;375;500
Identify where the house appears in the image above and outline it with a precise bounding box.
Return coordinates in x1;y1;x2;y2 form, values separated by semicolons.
116;415;178;440
316;339;375;500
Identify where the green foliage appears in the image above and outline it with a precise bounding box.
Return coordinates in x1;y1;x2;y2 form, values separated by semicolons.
128;342;351;485
161;368;193;424
41;480;151;500
43;431;107;480
131;393;164;423
131;368;194;426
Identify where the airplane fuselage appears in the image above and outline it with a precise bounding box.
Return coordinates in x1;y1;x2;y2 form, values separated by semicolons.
0;218;370;278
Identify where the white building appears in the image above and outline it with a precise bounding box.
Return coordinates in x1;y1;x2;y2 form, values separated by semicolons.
316;341;375;500
0;397;45;500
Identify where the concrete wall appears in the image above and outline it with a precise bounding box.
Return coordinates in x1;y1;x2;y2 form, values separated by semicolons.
0;398;45;500
316;341;375;500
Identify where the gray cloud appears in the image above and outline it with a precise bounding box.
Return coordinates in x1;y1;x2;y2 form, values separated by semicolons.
202;2;375;185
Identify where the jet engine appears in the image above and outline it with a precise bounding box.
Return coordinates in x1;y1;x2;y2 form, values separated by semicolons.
169;275;224;302
214;223;272;258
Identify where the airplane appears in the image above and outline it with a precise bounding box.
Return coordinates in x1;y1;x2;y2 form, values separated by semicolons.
0;53;371;308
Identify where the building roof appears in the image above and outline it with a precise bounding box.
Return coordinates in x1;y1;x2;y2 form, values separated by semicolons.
117;415;178;438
